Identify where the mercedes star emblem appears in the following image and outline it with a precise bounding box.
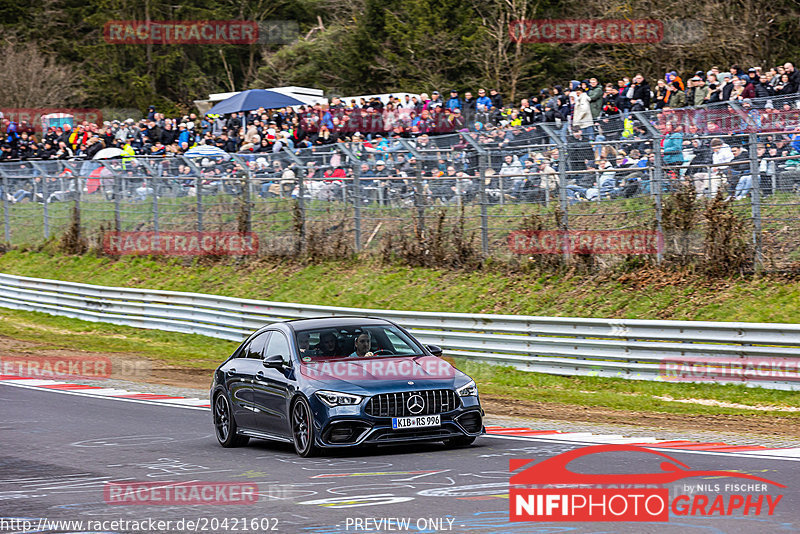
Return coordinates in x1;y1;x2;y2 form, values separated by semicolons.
407;394;425;415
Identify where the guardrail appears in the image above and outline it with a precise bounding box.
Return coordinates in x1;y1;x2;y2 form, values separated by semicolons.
0;272;798;390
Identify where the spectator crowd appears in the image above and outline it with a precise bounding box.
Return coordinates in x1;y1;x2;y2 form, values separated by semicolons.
1;61;799;164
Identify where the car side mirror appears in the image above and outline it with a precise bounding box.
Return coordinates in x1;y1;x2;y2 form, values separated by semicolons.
263;354;284;368
426;345;443;357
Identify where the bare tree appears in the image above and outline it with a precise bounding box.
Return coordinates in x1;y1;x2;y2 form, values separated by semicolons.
0;40;81;107
472;0;543;102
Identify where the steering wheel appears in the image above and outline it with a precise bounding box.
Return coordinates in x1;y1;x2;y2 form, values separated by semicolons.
371;349;394;356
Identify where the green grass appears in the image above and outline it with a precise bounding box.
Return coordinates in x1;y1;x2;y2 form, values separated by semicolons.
0;307;238;370
3;249;800;322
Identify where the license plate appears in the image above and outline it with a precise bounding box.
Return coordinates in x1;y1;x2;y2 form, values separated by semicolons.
392;415;441;429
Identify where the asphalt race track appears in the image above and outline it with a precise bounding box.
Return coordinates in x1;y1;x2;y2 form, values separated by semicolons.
1;383;797;534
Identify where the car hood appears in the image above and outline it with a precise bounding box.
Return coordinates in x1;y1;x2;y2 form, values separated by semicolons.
298;355;467;394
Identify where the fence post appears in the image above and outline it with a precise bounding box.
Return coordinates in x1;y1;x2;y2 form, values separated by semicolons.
634;111;665;264
42;174;49;239
113;173;122;232
335;144;362;252
152;176;159;237
398;139;426;234
458;132;489;255
230;155;253;235
1;171;9;243
749;132;763;271
179;157;204;232
540;124;569;262
281;147;308;253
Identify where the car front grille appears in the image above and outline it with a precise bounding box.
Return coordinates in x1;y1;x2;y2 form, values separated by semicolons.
365;390;459;417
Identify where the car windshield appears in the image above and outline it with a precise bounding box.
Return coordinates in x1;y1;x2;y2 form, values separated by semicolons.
294;324;423;361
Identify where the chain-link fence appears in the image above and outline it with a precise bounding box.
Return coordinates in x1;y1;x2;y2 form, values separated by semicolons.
1;103;799;271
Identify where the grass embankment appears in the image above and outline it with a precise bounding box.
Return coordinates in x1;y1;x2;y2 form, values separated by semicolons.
1;249;799;419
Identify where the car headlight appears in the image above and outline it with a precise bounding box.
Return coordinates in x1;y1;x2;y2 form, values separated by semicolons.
457;380;478;397
315;390;364;407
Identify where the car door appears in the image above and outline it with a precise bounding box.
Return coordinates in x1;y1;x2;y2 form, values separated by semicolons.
222;331;270;429
251;330;294;437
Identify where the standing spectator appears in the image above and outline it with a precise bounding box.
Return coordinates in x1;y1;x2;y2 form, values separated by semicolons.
774;73;797;95
571;86;594;139
690;77;709;107
476;89;493;110
462;91;476;124
429;91;444;109
653;79;669;109
567;128;594;183
784;63;800;92
666;81;686;108
446;90;462;111
755;74;774;99
616;77;632;115
489;89;503;109
628;74;651;111
587;78;603;119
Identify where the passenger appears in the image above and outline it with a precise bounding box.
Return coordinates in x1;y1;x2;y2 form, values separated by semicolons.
315;331;339;358
350;331;374;358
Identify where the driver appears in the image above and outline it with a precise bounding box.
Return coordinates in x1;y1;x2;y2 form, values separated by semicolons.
349;331;374;358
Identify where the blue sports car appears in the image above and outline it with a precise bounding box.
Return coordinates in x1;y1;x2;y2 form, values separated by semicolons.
211;316;484;456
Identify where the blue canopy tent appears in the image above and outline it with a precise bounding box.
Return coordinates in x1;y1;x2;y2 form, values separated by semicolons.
206;90;306;115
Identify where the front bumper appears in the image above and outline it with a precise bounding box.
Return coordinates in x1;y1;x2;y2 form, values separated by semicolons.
310;395;484;448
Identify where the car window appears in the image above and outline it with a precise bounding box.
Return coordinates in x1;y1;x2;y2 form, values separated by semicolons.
265;332;292;365
244;331;271;359
385;330;416;354
294;324;422;360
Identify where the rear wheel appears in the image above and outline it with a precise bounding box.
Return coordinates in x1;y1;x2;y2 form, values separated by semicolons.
444;435;477;448
292;396;318;457
214;393;249;447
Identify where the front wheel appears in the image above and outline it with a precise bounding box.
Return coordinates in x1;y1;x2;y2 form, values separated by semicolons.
214;393;249;448
291;396;318;457
444;435;477;448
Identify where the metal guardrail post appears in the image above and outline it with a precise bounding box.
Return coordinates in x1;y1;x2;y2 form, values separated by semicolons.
634;111;665;264
749;132;763;272
540;124;570;262
458;132;489;255
336;144;362;252
398;139;426;233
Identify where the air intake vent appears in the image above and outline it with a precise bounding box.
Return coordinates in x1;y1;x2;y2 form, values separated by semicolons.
365;390;459;417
